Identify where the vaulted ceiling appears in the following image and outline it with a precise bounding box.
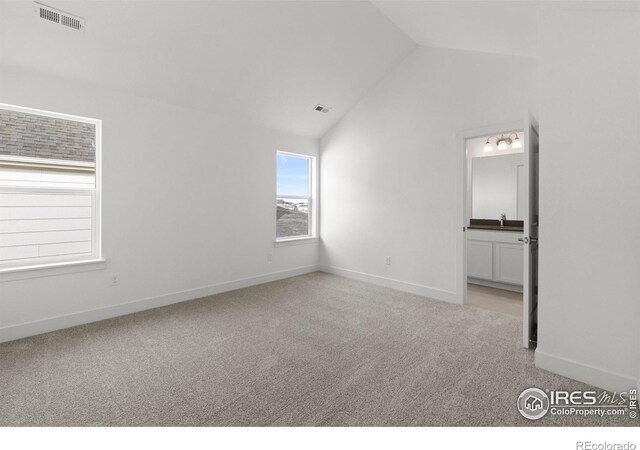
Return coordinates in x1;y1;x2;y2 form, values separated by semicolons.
3;1;638;139
0;1;415;138
372;0;640;59
373;1;540;58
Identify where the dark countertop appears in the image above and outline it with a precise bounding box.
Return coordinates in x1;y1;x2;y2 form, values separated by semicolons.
468;225;524;232
468;219;524;232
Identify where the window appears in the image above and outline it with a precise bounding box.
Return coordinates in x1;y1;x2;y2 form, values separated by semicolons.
276;151;315;240
0;104;101;271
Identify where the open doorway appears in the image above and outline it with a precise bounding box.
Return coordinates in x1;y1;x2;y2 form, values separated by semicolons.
465;130;525;319
458;119;539;348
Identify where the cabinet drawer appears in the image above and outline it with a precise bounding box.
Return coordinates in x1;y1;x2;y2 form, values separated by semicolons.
467;229;523;244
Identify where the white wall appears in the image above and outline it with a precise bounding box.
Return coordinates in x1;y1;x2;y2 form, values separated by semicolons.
0;64;318;336
535;9;640;391
319;46;537;301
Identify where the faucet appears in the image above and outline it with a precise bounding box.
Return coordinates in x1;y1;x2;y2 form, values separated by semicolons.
500;213;506;228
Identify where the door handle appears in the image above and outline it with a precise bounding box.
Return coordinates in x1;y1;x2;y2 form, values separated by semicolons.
518;237;538;244
518;237;529;244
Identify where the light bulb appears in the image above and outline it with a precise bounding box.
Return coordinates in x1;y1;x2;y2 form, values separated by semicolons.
512;136;523;149
483;142;493;153
497;139;508;151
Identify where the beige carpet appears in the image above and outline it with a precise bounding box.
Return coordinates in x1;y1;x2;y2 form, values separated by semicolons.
0;272;636;426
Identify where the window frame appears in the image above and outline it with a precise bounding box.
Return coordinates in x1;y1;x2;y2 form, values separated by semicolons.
275;150;317;243
0;103;103;277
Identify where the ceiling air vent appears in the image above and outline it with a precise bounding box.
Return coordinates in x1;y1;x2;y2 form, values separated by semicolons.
314;104;330;114
35;2;85;31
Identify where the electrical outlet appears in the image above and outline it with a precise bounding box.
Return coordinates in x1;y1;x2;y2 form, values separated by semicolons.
267;253;273;262
385;256;391;266
111;273;120;286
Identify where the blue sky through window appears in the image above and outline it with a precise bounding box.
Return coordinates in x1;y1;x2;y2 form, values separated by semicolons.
277;153;309;197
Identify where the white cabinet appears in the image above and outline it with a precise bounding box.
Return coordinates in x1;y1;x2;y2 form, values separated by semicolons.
494;243;524;285
467;229;523;287
467;240;493;280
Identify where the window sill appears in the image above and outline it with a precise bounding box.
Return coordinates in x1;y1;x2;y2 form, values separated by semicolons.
0;258;107;282
273;237;319;247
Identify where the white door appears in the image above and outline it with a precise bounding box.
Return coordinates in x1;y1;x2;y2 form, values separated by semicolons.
521;114;539;348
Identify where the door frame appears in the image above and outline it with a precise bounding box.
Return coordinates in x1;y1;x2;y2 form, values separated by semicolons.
522;114;540;348
455;121;524;306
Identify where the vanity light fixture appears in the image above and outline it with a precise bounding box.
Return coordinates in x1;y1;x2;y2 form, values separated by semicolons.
483;133;521;153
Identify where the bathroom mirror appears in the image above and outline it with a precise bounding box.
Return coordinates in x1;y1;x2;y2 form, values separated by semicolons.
471;153;525;220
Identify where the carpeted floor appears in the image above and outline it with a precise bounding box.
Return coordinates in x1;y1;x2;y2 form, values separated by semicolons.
0;272;636;426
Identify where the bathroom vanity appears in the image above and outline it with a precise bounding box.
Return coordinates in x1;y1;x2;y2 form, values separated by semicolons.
467;219;524;291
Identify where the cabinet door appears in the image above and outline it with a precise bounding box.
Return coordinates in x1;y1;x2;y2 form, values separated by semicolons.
494;242;524;285
467;240;493;280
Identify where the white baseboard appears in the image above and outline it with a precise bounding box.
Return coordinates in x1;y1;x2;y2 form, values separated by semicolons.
0;264;319;344
319;264;459;304
535;349;638;393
